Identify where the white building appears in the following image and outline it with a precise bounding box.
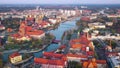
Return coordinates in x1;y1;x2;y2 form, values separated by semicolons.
88;22;106;29
108;53;120;68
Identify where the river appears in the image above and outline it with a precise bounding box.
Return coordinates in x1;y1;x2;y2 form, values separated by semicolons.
34;17;79;58
2;17;80;63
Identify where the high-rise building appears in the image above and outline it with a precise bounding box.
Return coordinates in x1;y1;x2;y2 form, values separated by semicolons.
75;6;80;16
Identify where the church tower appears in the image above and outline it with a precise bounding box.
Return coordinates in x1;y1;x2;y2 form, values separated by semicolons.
18;22;26;36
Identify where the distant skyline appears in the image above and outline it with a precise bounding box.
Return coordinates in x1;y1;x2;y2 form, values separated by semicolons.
0;0;120;4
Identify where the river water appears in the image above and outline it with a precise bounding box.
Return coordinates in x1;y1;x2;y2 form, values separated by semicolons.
34;17;79;57
3;17;80;63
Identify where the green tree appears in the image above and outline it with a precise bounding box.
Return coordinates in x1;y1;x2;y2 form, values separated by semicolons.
7;36;13;43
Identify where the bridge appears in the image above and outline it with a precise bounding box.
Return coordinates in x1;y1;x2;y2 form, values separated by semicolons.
52;40;61;44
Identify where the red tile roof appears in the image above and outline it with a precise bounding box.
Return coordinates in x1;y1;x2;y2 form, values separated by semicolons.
26;30;44;35
9;52;20;58
81;17;90;21
34;58;65;66
7;28;13;32
82;61;97;68
70;35;91;47
71;44;82;49
96;60;106;64
43;52;63;58
67;53;87;58
59;45;66;49
48;60;65;66
34;58;48;64
0;25;5;28
25;26;33;31
27;17;34;21
82;58;97;68
86;51;94;56
39;21;50;27
11;33;20;37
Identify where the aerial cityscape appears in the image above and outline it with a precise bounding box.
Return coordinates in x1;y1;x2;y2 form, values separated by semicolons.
0;0;120;68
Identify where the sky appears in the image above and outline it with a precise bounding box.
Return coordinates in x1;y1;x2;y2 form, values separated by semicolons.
0;0;119;4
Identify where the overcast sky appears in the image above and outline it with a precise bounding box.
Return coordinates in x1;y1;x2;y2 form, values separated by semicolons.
0;0;119;4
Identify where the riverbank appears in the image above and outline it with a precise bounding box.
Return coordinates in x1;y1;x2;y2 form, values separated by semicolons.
1;17;79;53
2;17;80;68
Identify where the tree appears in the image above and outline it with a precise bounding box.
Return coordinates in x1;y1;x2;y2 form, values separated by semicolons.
7;36;13;42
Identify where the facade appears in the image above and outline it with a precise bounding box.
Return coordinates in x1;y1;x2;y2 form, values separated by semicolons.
81;17;90;22
34;58;66;68
105;22;113;26
67;33;95;63
88;22;106;29
49;18;57;24
0;21;5;30
11;21;45;40
34;52;67;68
107;14;120;18
107;52;120;68
82;58;107;68
9;52;22;64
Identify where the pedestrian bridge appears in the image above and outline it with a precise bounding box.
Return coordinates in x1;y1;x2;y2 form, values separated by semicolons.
52;40;61;44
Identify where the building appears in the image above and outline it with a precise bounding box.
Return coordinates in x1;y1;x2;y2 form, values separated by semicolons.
82;58;107;68
106;52;120;68
34;58;66;68
67;33;95;62
105;22;113;26
11;21;45;40
0;21;5;31
49;18;57;24
11;34;31;41
34;52;67;68
82;10;92;15
88;22;106;29
107;14;120;18
66;53;88;62
89;16;97;20
39;21;50;28
25;26;45;39
9;52;22;64
81;17;90;22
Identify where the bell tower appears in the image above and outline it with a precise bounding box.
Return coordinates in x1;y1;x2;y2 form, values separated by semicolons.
18;22;26;36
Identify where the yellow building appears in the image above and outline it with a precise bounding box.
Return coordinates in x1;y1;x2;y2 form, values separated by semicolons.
9;52;22;64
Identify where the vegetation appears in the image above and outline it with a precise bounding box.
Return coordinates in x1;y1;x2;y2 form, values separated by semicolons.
66;33;71;40
104;40;118;49
67;61;82;68
76;20;88;28
2;18;21;29
94;52;98;59
0;59;3;68
3;33;55;51
93;40;101;47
